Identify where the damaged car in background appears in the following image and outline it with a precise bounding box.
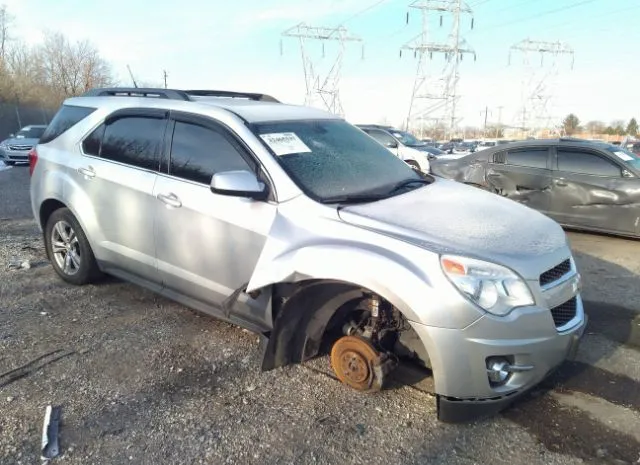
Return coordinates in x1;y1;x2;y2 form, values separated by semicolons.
430;138;640;238
31;87;586;423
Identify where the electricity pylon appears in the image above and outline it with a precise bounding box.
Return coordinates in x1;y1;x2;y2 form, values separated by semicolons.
401;0;475;138
281;23;363;116
508;39;575;136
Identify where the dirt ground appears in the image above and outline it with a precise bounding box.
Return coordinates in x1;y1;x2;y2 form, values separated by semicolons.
1;164;639;465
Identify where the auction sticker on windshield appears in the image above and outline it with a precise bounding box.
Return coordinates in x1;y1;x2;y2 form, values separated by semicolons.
613;151;635;161
260;132;312;156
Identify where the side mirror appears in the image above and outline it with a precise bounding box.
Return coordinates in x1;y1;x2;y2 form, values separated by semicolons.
622;169;634;178
427;154;437;160
385;140;399;149
210;170;268;200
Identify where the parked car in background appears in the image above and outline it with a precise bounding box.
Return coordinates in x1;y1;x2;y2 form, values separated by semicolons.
30;87;585;423
357;125;431;172
0;125;47;165
430;138;640;238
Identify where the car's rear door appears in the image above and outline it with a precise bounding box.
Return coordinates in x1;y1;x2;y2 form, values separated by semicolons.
548;147;640;234
485;146;552;214
75;108;166;288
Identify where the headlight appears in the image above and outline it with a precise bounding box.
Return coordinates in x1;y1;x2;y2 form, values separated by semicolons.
440;254;534;316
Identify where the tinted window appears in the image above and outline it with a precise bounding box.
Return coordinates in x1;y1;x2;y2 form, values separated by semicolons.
17;126;46;139
101;116;165;170
253;119;420;201
169;121;251;184
557;150;621;177
366;129;396;146
506;148;548;168
40;105;96;144
82;124;105;156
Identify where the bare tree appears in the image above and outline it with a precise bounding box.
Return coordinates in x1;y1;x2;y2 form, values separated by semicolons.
38;32;113;101
0;4;13;61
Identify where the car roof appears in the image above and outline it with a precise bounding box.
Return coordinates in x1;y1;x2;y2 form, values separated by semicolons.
68;87;341;124
479;138;620;153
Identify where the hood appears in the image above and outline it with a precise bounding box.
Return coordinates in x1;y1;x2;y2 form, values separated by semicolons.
337;178;568;279
1;137;39;147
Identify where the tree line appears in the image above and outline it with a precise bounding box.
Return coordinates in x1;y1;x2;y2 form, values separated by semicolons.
0;5;114;109
563;113;638;137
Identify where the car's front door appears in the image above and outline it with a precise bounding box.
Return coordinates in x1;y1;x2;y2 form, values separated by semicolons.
485;146;552;214
75;108;167;287
548;147;640;234
153;113;277;329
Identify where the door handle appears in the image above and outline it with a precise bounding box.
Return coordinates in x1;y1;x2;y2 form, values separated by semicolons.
157;192;182;208
77;166;95;179
487;172;501;177
555;179;568;187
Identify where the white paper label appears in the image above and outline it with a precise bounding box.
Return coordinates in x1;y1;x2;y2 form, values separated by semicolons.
613;151;634;161
260;132;311;156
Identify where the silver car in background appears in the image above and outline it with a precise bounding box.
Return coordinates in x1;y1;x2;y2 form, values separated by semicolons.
0;125;47;165
30;87;586;422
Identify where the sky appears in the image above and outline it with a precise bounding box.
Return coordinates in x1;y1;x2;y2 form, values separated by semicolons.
5;0;640;130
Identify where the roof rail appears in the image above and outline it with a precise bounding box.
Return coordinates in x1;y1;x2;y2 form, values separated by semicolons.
81;87;191;100
559;136;590;142
185;90;280;103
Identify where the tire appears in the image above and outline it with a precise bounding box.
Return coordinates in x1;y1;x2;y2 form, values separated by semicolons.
44;208;102;285
465;182;494;193
405;160;421;171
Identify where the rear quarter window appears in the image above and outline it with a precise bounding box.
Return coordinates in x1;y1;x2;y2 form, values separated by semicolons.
40;105;96;144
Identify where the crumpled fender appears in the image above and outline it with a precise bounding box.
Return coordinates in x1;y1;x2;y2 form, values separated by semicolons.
247;242;429;324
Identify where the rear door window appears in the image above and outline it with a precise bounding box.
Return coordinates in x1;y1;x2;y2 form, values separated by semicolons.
82;114;166;171
505;148;549;169
557;150;621;177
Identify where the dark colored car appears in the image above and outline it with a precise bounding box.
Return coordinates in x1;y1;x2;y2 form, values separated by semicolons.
430;138;640;238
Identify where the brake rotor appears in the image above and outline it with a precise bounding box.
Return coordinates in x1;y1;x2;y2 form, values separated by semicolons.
330;335;383;392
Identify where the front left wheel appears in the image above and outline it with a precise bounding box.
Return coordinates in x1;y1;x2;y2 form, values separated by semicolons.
44;208;102;285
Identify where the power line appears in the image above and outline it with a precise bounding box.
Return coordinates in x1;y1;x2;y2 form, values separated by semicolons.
473;0;600;35
336;0;389;27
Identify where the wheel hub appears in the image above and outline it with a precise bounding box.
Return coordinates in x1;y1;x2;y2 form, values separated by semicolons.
330;336;382;392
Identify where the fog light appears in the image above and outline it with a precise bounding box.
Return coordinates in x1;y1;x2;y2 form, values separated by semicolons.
486;357;511;384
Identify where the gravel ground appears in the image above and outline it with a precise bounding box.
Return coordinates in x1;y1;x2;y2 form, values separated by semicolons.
1;165;639;465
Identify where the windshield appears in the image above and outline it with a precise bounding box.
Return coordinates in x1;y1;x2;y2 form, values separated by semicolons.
607;146;640;170
16;126;46;139
252;119;423;202
389;130;424;147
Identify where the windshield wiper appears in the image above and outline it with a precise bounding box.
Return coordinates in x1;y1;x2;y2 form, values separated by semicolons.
323;178;431;205
385;178;431;195
321;192;388;204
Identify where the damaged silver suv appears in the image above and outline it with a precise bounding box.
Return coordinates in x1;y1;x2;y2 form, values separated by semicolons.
30;87;586;422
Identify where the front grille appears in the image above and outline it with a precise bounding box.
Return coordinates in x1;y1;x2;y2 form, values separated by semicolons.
550;297;577;328
539;259;571;286
8;144;33;151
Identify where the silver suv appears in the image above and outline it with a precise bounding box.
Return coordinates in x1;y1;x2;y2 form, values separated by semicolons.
30;87;586;422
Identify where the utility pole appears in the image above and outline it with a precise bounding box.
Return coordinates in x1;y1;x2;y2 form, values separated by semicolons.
163;70;168;89
509;39;574;137
401;0;475;140
480;105;490;136
281;23;363;116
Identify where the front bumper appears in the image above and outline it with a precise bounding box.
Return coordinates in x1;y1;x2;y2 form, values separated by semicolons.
410;294;587;422
0;148;30;162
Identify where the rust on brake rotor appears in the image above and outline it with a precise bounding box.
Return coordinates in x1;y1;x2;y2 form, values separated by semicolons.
330;335;382;392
